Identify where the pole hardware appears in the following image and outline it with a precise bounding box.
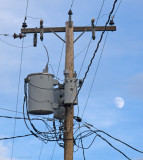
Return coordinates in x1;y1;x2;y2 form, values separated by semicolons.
33;33;37;47
13;33;26;39
68;9;73;27
109;16;115;26
40;19;44;41
91;18;96;40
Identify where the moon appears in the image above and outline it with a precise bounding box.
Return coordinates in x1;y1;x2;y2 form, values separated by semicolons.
114;97;124;109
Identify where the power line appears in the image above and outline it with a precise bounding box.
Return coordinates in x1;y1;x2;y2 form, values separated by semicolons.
0;107;23;114
84;122;143;158
96;129;143;154
70;0;75;10
77;0;105;85
96;132;131;160
79;0;118;93
11;38;24;160
0;134;32;141
26;15;42;19
0;107;55;121
77;38;92;78
56;40;65;77
50;142;56;160
95;0;106;26
81;31;109;118
113;0;123;18
79;125;86;160
24;0;30;21
0;38;32;48
38;141;44;160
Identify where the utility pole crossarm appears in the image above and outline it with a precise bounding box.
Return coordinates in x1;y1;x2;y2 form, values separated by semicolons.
21;26;116;34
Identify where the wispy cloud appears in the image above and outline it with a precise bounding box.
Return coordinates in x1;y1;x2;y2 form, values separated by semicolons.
0;141;17;160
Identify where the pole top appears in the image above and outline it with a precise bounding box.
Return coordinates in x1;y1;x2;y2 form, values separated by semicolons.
68;9;73;25
68;9;73;16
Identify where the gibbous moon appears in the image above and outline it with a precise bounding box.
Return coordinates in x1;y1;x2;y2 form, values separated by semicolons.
114;97;124;109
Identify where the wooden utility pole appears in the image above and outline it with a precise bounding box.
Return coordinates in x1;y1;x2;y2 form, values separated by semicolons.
64;17;74;160
21;10;116;160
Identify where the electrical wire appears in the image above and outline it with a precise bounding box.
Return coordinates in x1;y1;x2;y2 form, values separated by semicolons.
0;33;11;37
38;138;44;160
113;0;123;18
95;132;131;160
0;107;55;121
42;43;50;66
94;129;143;154
76;0;105;79
78;0;118;95
0;107;24;114
95;0;106;26
41;41;64;81
79;125;86;160
0;38;32;48
24;0;29;22
27;16;42;19
11;38;25;160
77;38;92;78
70;0;75;10
0;134;32;141
50;142;57;160
81;31;109;118
56;40;65;78
84;122;143;158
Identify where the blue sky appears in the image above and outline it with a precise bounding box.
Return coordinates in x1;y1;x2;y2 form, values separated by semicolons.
0;0;143;160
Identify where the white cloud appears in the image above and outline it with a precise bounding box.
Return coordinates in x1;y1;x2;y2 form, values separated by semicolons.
0;142;17;160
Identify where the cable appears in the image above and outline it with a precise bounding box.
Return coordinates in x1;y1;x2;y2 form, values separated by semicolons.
0;33;11;37
84;122;143;157
81;31;109;118
96;132;131;160
56;40;65;78
0;107;55;121
96;129;143;154
0;134;32;141
81;124;131;159
42;44;50;66
95;0;106;26
79;0;118;94
113;0;123;18
24;0;29;21
50;142;56;160
77;38;92;78
0;38;32;48
0;107;23;114
11;38;24;160
27;16;42;19
76;0;105;79
38;141;44;160
70;0;75;10
79;125;86;160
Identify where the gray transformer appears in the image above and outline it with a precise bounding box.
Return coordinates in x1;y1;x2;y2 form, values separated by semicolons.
27;73;55;115
25;71;78;118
